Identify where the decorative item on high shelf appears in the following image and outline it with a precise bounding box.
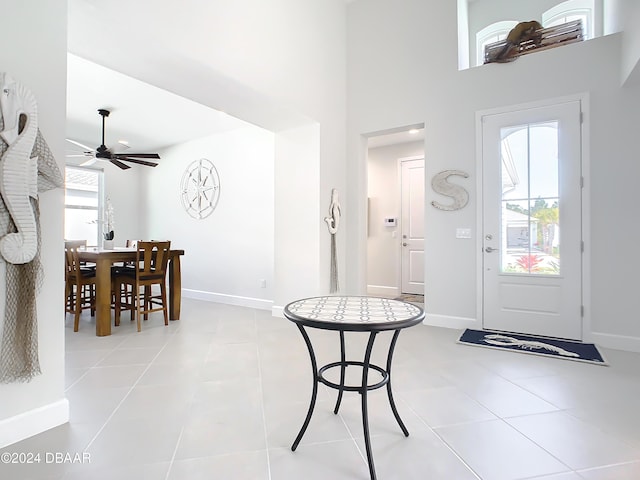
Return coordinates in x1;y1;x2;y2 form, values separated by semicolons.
181;158;220;219
485;19;584;64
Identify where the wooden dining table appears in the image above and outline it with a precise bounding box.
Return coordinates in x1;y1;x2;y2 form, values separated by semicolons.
77;247;185;336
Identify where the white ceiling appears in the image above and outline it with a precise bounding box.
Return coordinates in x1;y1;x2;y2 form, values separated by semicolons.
66;54;251;162
66;52;423;162
367;128;425;149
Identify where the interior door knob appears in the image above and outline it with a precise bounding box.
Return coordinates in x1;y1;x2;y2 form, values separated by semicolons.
403;242;408;246
485;246;498;253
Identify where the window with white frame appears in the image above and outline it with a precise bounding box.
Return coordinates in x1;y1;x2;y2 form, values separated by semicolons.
543;0;594;39
476;20;518;66
64;167;103;245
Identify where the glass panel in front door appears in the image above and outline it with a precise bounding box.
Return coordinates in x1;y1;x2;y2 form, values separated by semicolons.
500;121;560;275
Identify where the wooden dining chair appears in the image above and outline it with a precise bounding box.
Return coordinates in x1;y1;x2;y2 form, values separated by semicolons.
65;239;95;272
64;241;96;332
114;240;171;332
111;239;142;326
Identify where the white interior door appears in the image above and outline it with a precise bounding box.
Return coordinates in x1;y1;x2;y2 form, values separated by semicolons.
481;101;583;340
401;158;425;295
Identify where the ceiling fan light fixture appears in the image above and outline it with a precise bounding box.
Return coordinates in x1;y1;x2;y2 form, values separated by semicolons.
66;109;160;170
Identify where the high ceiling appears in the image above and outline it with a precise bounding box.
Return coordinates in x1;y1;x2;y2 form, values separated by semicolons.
65;54;251;164
65;1;423;165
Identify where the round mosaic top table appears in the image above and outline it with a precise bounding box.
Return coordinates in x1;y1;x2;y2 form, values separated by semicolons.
284;296;425;480
284;295;423;331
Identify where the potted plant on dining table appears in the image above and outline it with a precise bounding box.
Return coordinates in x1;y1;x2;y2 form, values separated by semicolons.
103;198;115;249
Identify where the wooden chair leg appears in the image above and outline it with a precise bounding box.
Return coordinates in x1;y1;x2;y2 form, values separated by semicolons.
73;285;81;332
114;281;121;327
136;296;142;332
128;284;135;321
161;283;169;325
144;285;151;321
90;285;96;317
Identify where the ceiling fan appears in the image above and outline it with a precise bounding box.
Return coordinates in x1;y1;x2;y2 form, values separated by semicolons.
66;109;160;170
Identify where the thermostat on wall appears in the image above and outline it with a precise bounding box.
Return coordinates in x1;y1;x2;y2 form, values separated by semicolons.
383;217;397;227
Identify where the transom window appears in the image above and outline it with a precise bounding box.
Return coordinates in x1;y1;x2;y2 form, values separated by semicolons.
473;1;595;67
543;0;594;39
476;20;518;66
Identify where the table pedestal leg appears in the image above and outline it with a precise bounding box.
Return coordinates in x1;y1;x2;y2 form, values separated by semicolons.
291;326;407;480
291;324;318;451
168;255;181;320
333;330;346;414
95;257;112;337
386;330;409;436
362;331;378;480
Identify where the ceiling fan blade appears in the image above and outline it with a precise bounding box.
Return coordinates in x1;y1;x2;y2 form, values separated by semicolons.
77;110;161;171
117;157;158;167
66;154;90;158
115;153;160;159
79;158;97;167
110;158;131;170
66;138;94;151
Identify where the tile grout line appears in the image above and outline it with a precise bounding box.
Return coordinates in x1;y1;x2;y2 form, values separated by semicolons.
82;324;180;452
64;333;130;392
336;406;370;469
396;395;483;480
164;426;185;480
255;310;273;480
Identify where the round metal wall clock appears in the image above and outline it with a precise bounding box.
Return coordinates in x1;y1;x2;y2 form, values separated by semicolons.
180;158;220;219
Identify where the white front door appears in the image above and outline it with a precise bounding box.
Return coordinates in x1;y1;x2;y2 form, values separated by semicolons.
481;101;583;340
401;158;425;295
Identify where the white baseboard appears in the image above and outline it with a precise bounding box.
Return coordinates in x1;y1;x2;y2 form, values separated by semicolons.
182;289;273;310
272;305;284;318
0;398;69;449
423;313;478;330
591;332;640;353
367;285;400;297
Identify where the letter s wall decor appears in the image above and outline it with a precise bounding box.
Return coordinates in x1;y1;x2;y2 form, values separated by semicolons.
431;170;470;211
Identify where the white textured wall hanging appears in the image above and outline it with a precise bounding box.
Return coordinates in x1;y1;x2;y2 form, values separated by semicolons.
431;170;470;211
323;188;341;293
0;73;63;383
180;158;220;219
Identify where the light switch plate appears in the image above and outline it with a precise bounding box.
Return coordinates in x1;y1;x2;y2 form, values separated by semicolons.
456;228;472;239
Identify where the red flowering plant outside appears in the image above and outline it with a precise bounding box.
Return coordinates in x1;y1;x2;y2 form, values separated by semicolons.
515;254;543;273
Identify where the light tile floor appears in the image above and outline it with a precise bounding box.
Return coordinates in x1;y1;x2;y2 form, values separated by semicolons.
3;298;640;480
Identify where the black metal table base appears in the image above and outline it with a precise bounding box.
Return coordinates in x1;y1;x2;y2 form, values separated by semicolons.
291;325;409;480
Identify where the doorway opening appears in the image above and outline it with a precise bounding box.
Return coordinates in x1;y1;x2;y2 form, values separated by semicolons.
365;126;425;300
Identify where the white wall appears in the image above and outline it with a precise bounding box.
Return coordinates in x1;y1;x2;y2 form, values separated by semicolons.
366;141;424;296
621;0;640;85
347;0;640;351
103;166;143;247
141;126;274;309
274;123;321;310
68;0;347;309
0;0;68;447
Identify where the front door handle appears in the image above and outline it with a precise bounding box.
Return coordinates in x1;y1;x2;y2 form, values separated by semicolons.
485;246;498;253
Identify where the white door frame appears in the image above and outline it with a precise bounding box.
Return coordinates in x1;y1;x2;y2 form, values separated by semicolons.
475;94;592;341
